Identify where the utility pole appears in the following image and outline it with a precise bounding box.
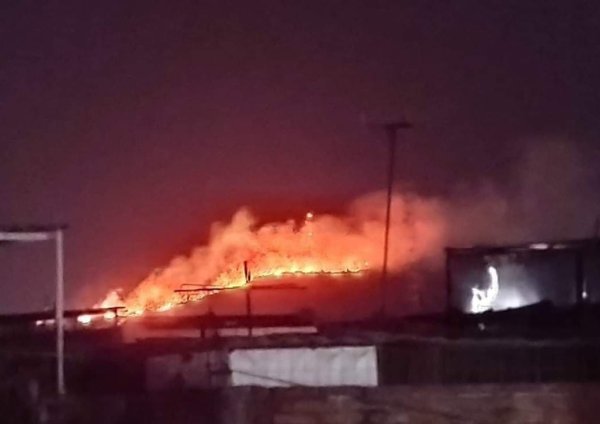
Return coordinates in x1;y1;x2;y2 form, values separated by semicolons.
376;121;412;318
55;229;65;396
243;261;252;336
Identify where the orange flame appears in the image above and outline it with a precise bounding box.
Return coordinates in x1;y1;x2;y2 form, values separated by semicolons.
98;192;445;315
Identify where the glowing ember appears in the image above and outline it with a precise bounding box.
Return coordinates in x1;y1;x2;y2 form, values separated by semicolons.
98;193;445;316
95;289;124;309
77;314;93;325
156;302;174;312
103;310;117;320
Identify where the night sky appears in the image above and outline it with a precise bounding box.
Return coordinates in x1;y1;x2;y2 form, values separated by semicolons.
1;1;599;312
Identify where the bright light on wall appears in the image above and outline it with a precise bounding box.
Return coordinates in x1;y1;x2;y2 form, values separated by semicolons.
470;266;499;313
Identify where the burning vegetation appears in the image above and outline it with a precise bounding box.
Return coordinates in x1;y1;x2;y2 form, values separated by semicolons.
97;192;445;317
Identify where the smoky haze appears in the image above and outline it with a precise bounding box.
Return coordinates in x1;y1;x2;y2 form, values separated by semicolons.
108;139;600;318
1;1;599;313
445;140;600;247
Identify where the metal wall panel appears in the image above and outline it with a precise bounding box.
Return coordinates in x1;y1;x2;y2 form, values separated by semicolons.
230;346;378;387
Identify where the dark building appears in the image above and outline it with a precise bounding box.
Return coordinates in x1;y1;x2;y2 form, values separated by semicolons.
446;238;600;314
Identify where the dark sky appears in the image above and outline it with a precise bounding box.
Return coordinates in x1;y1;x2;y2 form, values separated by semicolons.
1;0;599;312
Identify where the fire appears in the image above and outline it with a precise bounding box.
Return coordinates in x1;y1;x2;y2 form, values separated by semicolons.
103;310;117;320
471;266;500;313
77;314;93;325
98;192;445;316
95;289;124;309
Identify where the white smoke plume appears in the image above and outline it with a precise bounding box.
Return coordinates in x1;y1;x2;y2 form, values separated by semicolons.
100;139;600;315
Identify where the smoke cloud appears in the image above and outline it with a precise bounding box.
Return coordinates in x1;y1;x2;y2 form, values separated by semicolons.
102;139;600;316
118;191;446;313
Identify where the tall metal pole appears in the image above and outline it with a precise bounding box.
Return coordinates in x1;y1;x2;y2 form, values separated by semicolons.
377;121;411;318
55;229;66;396
245;288;252;337
243;261;252;337
380;128;396;316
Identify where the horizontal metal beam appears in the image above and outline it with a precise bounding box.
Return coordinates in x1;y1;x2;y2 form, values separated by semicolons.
174;283;306;293
141;313;314;329
0;306;124;324
0;225;68;242
446;237;600;256
0;232;54;242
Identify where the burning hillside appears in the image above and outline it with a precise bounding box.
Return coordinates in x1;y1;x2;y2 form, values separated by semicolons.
98;192;445;316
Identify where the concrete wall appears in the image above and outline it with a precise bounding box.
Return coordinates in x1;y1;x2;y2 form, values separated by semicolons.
222;384;600;424
379;340;600;384
9;384;600;423
145;346;378;389
146;351;229;390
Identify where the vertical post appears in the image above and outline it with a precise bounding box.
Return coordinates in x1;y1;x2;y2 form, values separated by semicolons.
245;289;252;337
55;230;65;396
206;350;212;388
380;127;396;317
243;261;252;337
575;249;585;305
445;248;453;313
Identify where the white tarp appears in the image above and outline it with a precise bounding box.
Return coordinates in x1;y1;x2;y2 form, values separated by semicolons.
230;346;378;387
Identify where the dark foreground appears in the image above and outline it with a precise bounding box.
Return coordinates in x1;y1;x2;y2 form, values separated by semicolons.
2;384;600;423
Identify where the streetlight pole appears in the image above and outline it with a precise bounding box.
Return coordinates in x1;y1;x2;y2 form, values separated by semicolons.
378;121;411;318
55;229;65;396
